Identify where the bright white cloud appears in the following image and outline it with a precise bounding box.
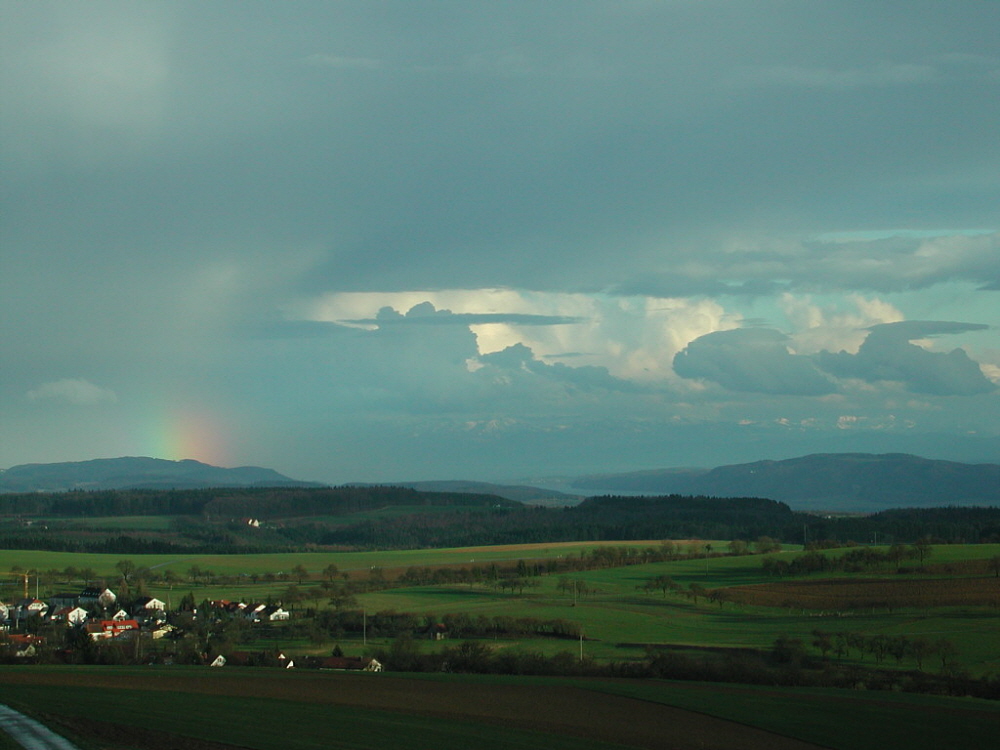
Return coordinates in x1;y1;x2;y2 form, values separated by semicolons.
296;289;740;384
781;294;905;355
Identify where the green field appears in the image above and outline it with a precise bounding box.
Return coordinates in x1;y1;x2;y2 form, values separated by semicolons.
1;666;997;750
4;543;999;675
0;539;673;577
1;542;999;748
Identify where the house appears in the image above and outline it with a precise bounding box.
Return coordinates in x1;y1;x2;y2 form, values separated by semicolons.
84;623;106;640
4;634;44;658
87;619;140;641
207;600;246;617
50;606;88;625
14;598;48;619
105;619;139;635
318;656;382;672
243;603;267;620
79;587;117;609
243;602;291;621
48;592;80;611
257;605;289;622
133;596;166;612
151;623;175;640
430;623;449;640
132;598;168;625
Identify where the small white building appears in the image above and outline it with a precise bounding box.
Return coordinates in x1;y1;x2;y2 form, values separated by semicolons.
50;606;89;625
133;597;167;613
246;604;289;622
79;587;117;609
15;599;48;619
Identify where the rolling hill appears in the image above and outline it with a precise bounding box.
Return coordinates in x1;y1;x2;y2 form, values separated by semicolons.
0;456;322;493
570;453;1000;511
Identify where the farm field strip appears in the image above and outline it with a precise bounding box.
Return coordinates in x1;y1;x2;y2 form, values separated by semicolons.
0;667;829;750
4;667;998;750
0;540;673;576
2;544;998;674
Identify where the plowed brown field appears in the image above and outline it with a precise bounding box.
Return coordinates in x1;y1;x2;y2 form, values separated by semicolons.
719;576;1000;609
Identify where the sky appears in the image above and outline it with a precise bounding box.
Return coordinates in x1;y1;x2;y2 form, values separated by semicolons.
2;1;998;485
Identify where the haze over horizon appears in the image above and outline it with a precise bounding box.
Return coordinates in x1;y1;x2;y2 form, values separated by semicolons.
2;2;998;486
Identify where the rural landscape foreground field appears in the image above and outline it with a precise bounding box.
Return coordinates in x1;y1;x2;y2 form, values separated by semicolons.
0;482;998;748
2;665;998;750
1;530;999;749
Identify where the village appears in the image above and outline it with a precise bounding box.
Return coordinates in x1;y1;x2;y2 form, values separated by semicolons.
0;583;382;673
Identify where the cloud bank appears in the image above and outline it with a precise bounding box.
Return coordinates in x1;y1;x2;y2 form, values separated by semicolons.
2;2;998;480
817;321;995;396
27;379;118;406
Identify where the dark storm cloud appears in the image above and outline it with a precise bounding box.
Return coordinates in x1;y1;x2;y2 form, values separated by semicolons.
343;302;585;327
2;1;999;480
611;233;1000;300
673;329;836;396
480;343;649;395
817;321;995;396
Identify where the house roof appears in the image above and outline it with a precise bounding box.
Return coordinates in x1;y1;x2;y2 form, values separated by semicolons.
80;587;116;601
6;634;44;645
51;606;85;617
101;619;139;630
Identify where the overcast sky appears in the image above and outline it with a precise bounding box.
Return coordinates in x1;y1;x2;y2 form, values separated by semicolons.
2;1;998;484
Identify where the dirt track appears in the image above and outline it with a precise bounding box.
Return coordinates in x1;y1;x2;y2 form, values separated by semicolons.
1;670;827;750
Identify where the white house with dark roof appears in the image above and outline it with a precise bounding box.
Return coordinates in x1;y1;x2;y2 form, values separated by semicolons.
78;587;117;609
50;606;88;625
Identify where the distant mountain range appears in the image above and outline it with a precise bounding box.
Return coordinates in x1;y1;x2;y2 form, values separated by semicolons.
0;457;322;493
0;458;580;503
3;453;998;511
570;453;1000;511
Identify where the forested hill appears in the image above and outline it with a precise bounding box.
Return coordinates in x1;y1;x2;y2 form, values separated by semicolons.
0;456;322;492
1;486;998;553
571;453;1000;511
0;485;517;519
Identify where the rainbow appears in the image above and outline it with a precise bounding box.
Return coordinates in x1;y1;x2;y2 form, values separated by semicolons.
141;404;233;467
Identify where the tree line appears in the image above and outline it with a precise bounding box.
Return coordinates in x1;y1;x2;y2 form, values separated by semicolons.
1;487;999;553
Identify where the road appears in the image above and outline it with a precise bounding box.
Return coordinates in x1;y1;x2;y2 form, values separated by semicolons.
0;705;80;750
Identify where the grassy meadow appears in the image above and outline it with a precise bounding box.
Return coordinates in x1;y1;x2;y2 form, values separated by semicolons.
1;541;998;749
3;542;998;675
0;539;671;579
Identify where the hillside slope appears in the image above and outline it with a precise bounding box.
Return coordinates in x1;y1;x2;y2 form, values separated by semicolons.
571;453;1000;511
0;457;322;493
